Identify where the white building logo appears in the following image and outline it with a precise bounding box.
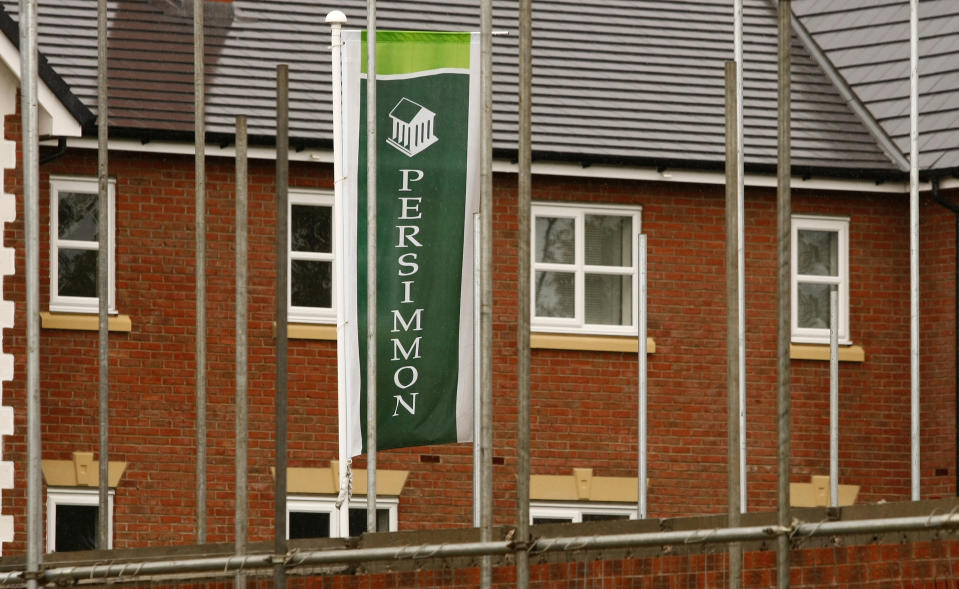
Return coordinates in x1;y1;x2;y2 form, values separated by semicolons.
386;98;439;157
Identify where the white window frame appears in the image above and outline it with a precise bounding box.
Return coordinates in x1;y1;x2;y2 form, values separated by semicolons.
531;202;642;336
49;176;116;314
46;487;114;552
286;495;398;538
288;190;335;324
791;214;850;345
529;501;637;524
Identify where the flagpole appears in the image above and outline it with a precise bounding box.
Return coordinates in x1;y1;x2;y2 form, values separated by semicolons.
326;9;351;540
366;0;379;534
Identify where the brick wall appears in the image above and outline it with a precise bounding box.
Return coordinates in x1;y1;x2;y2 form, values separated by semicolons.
0;129;955;554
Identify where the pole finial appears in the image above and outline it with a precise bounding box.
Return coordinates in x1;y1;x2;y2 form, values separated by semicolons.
326;10;347;25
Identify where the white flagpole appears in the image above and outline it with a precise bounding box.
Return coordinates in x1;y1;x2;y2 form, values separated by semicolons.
326;10;351;539
909;0;920;501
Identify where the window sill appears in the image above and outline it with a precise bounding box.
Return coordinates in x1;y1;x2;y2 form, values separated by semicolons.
40;312;132;333
286;323;336;341
790;343;865;362
531;333;656;354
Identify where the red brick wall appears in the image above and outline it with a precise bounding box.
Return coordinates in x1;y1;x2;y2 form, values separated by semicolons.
1;130;954;553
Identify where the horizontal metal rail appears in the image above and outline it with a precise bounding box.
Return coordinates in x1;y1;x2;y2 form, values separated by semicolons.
2;512;958;586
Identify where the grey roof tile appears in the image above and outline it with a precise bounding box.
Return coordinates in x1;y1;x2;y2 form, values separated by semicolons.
5;0;954;175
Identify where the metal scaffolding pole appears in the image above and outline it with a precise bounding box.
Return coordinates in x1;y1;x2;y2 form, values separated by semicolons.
96;0;110;552
725;60;743;589
234;115;249;589
829;289;839;508
365;0;378;535
776;1;792;587
734;0;747;518
19;0;41;584
5;511;959;585
516;0;532;586
479;0;494;585
909;0;921;503
638;234;647;519
274;64;290;589
193;0;208;545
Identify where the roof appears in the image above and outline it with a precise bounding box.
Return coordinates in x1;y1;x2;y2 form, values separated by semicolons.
0;0;956;178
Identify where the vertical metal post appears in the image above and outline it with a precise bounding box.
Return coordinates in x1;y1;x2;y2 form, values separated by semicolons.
909;0;921;502
274;64;290;588
829;288;839;508
193;0;207;545
96;0;110;552
725;60;743;589
776;1;792;586
637;234;647;519
20;0;41;585
479;0;494;585
734;0;748;516
235;115;249;589
365;0;378;535
516;0;532;583
473;212;481;526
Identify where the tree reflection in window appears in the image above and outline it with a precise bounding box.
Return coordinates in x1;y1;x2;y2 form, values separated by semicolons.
57;191;100;299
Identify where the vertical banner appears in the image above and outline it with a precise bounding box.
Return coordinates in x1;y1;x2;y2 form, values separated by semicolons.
339;31;479;455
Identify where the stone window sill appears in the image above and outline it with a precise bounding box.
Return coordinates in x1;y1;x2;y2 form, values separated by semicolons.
40;312;132;332
789;343;865;362
531;333;656;354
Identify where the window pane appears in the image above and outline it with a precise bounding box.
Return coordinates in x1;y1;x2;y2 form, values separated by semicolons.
582;513;630;522
585;274;631;325
58;192;98;241
291;260;332;308
58;249;98;297
55;504;98;552
348;508;389;536
798;282;833;329
798;230;838;276
532;516;574;524
585;215;631;266
289;511;331;539
535;271;574;318
291;205;332;253
535;217;574;264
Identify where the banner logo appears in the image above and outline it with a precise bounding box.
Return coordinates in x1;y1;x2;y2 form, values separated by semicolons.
386;97;439;157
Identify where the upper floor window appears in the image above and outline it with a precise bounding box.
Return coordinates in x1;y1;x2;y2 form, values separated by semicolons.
49;177;116;314
46;488;113;552
791;215;850;344
287;495;397;538
289;190;334;323
531;203;641;335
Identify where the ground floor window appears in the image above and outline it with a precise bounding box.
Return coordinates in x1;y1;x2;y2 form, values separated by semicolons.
46;488;113;552
287;495;398;538
530;501;636;525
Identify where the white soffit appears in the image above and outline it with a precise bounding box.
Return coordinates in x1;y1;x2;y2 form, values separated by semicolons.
0;32;81;138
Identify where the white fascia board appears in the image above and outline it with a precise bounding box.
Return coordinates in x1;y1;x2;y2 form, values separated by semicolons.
0;33;82;138
67;139;932;195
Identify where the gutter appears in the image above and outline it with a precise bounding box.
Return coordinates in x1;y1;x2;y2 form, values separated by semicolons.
932;177;959;496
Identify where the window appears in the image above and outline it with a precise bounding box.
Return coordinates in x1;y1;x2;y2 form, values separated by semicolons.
791;215;849;344
531;203;641;335
289;190;334;323
287;496;397;538
49;176;116;314
46;488;113;552
530;501;636;525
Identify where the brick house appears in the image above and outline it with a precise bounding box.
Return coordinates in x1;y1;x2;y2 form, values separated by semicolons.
0;0;955;585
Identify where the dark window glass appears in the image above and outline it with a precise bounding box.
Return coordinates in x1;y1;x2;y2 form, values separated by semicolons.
291;260;332;307
347;508;389;536
291;205;332;253
58;192;98;241
55;504;98;552
289;511;331;539
58;249;98;297
582;513;630;522
532;516;574;525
